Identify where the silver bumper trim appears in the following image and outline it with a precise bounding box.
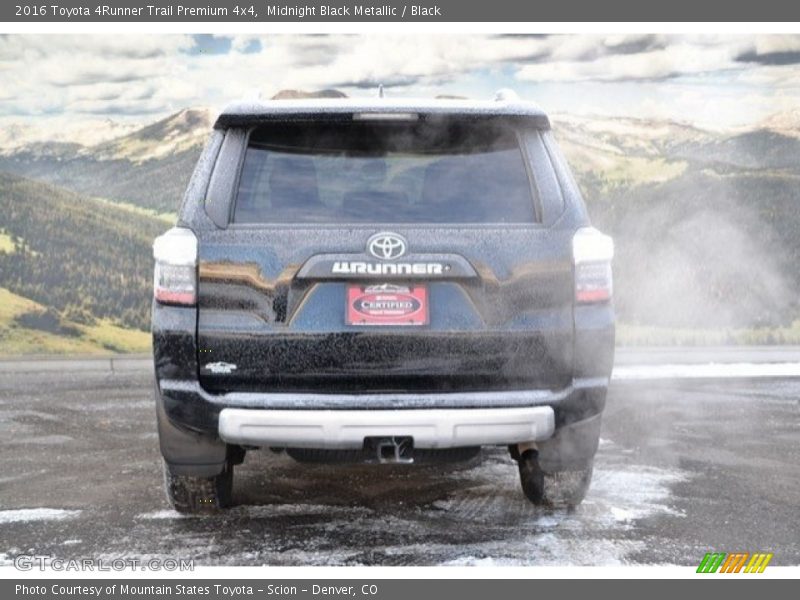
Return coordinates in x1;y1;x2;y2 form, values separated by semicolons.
218;406;555;449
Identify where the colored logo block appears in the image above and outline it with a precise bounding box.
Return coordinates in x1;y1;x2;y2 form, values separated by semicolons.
697;552;773;573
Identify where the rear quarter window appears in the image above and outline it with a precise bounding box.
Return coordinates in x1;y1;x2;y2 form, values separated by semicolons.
232;118;539;224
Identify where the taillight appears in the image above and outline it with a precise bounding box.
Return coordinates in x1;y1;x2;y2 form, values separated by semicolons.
572;227;614;304
153;228;197;306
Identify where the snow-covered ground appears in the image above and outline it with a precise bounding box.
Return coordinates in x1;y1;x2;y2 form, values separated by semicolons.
1;445;688;567
1;364;798;567
0;508;81;525
613;362;800;380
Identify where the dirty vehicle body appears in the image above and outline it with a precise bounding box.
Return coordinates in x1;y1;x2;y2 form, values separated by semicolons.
152;93;615;513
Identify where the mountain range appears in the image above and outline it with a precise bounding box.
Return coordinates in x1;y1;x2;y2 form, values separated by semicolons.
0;108;213;214
1;91;799;353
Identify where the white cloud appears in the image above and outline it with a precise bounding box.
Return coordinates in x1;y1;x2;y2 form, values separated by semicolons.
752;35;800;55
2;34;800;130
516;40;744;82
227;35;262;53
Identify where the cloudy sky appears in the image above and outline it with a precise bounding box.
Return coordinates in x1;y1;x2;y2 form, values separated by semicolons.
2;33;800;137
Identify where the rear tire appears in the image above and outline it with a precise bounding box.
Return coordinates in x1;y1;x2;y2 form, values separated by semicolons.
517;450;593;508
163;460;234;514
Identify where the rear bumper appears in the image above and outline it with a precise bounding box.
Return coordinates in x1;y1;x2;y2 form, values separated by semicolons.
156;377;608;476
157;376;607;437
218;405;555;449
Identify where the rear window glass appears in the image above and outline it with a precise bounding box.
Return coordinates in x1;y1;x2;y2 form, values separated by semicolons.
233;118;538;224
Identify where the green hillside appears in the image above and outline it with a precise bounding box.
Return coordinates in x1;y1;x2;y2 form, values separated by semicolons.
576;166;800;330
0;287;150;356
555;115;800;332
0;144;202;214
0;172;168;333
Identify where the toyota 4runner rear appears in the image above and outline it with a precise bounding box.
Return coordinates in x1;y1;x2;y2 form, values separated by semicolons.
152;91;615;513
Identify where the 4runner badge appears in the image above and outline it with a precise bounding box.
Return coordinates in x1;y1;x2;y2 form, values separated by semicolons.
367;232;407;260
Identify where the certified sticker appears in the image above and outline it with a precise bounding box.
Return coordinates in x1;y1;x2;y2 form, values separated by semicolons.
346;284;429;326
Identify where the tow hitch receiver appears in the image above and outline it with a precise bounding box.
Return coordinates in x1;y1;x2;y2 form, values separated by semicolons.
365;436;414;464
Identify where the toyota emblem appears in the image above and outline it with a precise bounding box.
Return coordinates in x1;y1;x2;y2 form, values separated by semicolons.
367;232;407;261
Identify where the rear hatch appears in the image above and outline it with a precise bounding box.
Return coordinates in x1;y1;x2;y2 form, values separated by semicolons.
197;116;575;393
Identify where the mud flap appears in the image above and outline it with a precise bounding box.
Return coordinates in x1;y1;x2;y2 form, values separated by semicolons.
536;412;602;473
155;386;227;477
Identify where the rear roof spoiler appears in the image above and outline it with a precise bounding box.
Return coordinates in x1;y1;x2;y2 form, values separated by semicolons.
214;95;551;130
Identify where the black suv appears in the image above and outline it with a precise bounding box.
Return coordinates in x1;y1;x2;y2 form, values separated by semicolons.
152;92;615;513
